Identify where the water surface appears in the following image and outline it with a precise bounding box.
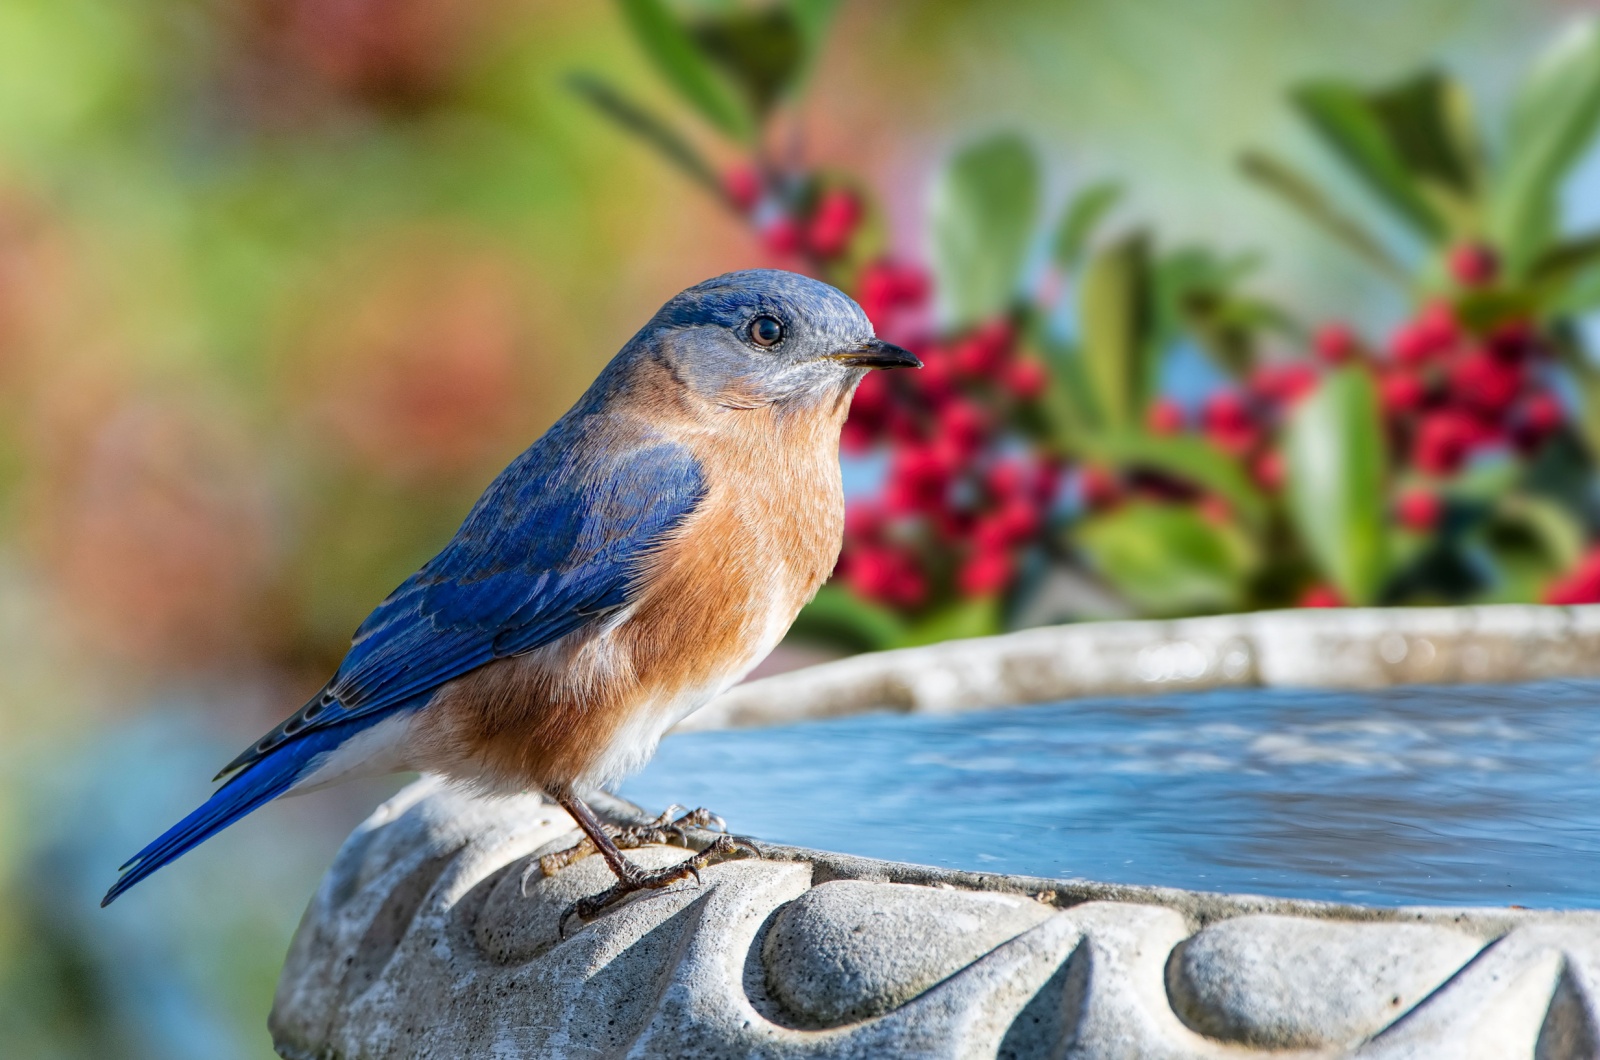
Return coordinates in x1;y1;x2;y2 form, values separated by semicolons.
621;679;1600;908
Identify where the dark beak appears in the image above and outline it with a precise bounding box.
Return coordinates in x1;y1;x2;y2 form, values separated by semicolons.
834;338;922;370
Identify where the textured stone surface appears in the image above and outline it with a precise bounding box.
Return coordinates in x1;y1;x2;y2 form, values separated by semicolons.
682;604;1600;732
273;779;1600;1060
761;879;1056;1026
1167;915;1484;1049
272;606;1600;1058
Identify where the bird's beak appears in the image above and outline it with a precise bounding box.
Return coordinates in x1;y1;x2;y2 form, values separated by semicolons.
831;338;922;370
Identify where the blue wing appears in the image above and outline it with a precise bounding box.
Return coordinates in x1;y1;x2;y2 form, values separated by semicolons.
103;415;705;905
323;427;707;725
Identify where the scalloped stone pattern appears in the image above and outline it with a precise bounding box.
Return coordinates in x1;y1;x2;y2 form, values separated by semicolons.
271;778;1600;1060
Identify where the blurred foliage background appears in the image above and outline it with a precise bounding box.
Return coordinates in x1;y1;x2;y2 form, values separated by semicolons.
1;1;1597;1056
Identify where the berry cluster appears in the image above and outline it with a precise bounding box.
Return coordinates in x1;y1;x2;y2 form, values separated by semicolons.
723;165;865;263
1067;243;1572;606
832;264;1062;609
720;147;1593;621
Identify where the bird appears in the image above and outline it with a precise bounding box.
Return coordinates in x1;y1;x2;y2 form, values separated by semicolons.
102;268;919;913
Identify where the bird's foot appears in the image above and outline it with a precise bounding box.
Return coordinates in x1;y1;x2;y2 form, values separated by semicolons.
535;805;725;880
558;833;761;937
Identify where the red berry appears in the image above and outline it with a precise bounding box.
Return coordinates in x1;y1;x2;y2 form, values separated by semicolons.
1202;390;1259;455
1146;397;1186;435
1313;323;1357;365
975;503;1039;551
760;216;802;256
1390;302;1460;365
952;320;1013;379
958;548;1015;597
1004;359;1049;400
1395;489;1442;532
1447;349;1522;415
1251;362;1319;405
1513;391;1564;452
844;502;885;541
1379;370;1427;417
1489;319;1536;363
844;546;896;603
1298;584;1343;608
807;188;862;259
1199;495;1232;525
985;459;1027;500
1543;548;1600;606
998;498;1041;540
1034;458;1065;505
887;444;954;511
1448;243;1498;287
938;399;989;455
1412;411;1472;476
1416;302;1460;348
1253;449;1285;491
1079;465;1120;510
722;164;761;211
1524;391;1564;434
913;347;957;406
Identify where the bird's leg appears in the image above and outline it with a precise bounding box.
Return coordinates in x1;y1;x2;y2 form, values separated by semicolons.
544;792;758;928
535;802;727;878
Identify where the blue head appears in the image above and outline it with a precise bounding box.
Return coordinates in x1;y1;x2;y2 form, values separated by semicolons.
629;269;919;408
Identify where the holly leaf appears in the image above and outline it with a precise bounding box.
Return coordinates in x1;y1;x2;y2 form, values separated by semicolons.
929;133;1040;329
1052;180;1123;271
1491;18;1600;276
1284;368;1390;604
1076;502;1256;616
617;0;755;141
1078;232;1156;429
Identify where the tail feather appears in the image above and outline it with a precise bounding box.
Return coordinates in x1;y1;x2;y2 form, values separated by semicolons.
102;718;375;906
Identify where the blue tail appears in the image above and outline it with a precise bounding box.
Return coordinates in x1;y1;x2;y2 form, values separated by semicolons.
102;718;376;906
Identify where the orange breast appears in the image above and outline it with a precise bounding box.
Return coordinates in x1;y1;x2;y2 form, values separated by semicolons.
410;388;850;795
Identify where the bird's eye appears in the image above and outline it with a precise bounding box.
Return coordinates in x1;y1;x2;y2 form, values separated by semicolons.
748;315;785;348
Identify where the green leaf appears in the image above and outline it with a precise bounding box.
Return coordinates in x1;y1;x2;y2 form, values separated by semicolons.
791;584;905;652
1084;431;1269;530
1028;328;1103;441
1367;71;1480;200
1291;77;1449;240
1284;368;1390;604
788;0;842;57
1492;19;1600;276
617;0;755;141
895;596;1003;648
1154;244;1293;377
1051;180;1123;271
1496;494;1585;572
929;133;1040;329
1075;502;1255;616
1239;151;1411;284
689;7;806;119
1529;229;1600;291
567;74;724;199
1078;233;1155;429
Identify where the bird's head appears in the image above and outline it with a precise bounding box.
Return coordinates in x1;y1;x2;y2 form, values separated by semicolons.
637;269;920;409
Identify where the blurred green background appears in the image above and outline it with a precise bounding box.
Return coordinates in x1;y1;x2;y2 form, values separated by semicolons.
0;1;1594;1055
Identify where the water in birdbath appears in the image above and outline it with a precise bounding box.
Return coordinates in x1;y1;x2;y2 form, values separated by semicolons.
620;679;1600;909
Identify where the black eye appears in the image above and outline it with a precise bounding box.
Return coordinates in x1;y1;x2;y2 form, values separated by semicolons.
748;315;784;347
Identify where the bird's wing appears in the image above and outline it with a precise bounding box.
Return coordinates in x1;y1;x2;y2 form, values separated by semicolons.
217;425;706;779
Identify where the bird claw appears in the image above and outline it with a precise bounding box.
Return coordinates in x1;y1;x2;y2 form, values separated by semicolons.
553;832;760;938
537;805;733;881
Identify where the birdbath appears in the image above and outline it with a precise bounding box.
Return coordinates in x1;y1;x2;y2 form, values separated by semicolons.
270;605;1600;1059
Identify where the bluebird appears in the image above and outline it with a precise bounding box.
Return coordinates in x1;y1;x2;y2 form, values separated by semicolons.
103;269;918;912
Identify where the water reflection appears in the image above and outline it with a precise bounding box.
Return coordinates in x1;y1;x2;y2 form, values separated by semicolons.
621;679;1600;908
